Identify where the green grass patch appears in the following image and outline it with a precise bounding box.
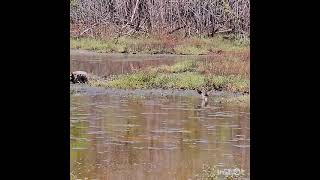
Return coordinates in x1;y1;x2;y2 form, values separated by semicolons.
71;37;173;54
84;59;249;93
156;59;197;73
71;36;249;55
174;36;248;55
99;71;206;89
228;94;250;104
70;38;116;52
159;72;206;89
217;94;250;105
105;71;157;89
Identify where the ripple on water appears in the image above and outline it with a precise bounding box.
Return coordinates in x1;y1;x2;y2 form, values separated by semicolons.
72;113;91;116
201;148;218;151
188;116;205;119
87;131;104;135
95;136;105;139
160;105;188;108
141;112;168;115
161;107;200;111
104;142;124;146
216;124;239;128
72;147;88;150
151;128;191;134
70;107;77;111
207;111;236;118
233;144;250;148
70;86;250;179
110;140;140;144
182;139;208;144
203;117;226;120
133;147;145;150
108;124;140;127
71;137;90;141
115;116;128;118
74;126;88;129
147;147;164;150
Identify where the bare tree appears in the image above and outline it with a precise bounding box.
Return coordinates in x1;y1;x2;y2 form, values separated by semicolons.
70;0;250;40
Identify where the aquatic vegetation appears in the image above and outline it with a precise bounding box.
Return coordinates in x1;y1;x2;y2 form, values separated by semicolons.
217;94;250;105
156;59;197;73
104;71;157;89
157;72;206;89
85;58;249;94
99;71;206;89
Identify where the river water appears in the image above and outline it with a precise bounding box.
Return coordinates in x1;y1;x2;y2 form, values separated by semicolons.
70;50;250;180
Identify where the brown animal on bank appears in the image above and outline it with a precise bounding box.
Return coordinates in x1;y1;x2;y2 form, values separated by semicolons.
70;71;89;84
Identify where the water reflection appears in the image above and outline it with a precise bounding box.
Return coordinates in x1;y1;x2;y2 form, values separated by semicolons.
70;51;178;77
71;94;250;179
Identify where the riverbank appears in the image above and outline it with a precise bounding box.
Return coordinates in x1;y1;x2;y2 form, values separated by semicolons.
70;36;249;55
71;55;249;104
71;36;249;104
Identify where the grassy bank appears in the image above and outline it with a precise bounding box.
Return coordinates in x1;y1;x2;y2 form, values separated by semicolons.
88;58;249;94
70;36;249;55
216;94;250;106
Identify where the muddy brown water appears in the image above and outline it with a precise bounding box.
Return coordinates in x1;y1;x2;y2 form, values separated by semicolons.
70;50;181;77
70;51;250;180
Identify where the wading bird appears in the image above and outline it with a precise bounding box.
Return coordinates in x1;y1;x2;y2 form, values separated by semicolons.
196;88;213;108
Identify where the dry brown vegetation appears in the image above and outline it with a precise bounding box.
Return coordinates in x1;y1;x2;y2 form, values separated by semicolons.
70;0;250;42
197;51;249;78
